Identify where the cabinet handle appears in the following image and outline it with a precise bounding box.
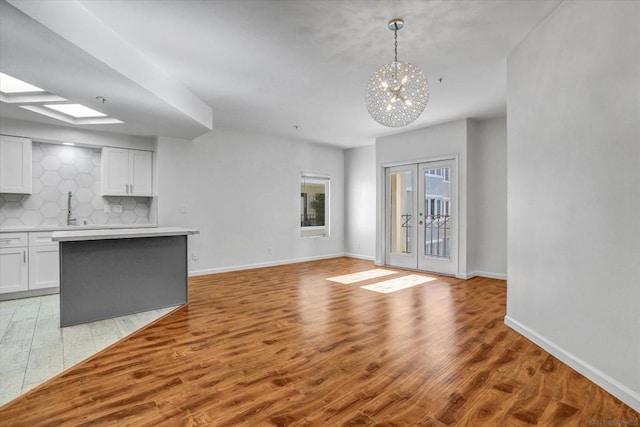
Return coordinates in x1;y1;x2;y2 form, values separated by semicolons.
126;184;130;194
130;183;133;194
23;250;26;263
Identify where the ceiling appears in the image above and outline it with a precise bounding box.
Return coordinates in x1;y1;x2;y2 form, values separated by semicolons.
0;0;561;148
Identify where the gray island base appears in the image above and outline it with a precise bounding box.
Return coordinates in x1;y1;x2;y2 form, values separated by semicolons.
52;227;199;327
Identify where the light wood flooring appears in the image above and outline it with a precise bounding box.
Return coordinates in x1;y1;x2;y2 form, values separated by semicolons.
0;257;637;425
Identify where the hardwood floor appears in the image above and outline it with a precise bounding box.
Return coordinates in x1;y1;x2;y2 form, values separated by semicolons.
1;257;637;426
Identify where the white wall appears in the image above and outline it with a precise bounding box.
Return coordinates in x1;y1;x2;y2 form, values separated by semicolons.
0;118;155;150
506;0;640;411
344;145;376;259
467;117;507;278
376;119;469;277
156;129;345;274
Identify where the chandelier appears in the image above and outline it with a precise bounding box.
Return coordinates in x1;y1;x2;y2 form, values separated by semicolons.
365;18;429;128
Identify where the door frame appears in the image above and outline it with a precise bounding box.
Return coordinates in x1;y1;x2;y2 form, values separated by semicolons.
380;154;460;276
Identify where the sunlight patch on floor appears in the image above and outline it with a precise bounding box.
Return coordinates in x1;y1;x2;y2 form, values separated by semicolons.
360;274;437;294
326;269;397;284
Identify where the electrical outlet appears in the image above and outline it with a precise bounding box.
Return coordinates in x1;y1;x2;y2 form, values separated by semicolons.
103;204;111;213
180;204;188;214
191;251;200;261
267;247;273;254
112;204;123;213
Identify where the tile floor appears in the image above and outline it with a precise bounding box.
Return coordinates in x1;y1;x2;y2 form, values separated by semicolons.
0;294;178;406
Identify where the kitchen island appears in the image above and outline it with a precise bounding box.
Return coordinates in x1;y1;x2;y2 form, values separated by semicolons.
52;227;199;327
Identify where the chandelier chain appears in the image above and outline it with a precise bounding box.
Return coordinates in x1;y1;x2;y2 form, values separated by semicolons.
394;25;398;62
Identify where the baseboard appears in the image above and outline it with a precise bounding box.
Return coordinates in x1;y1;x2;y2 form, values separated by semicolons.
365;268;502;280
464;270;507;280
504;315;640;412
188;253;346;276
344;253;375;261
0;287;59;301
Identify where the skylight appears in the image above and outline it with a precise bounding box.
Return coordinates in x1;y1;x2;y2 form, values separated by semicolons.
19;105;124;125
0;72;45;93
1;72;123;125
44;103;107;118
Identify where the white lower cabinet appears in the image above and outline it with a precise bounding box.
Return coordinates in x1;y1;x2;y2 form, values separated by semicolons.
0;247;29;293
28;245;60;290
27;232;60;291
0;232;29;294
0;231;59;295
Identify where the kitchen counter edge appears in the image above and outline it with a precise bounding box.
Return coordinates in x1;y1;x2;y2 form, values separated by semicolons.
51;227;199;242
0;224;159;233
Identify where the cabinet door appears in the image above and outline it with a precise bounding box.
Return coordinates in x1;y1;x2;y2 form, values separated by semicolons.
0;135;32;194
28;245;60;290
0;247;29;294
129;149;153;196
101;147;129;196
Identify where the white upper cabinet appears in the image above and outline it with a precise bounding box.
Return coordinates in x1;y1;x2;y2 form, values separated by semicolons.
101;147;153;197
0;135;32;194
101;147;129;196
129;149;153;196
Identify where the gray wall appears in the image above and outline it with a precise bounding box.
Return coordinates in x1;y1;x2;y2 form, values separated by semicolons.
344;145;376;259
468;117;507;278
374;117;507;279
156;129;345;274
506;0;640;411
376;119;470;276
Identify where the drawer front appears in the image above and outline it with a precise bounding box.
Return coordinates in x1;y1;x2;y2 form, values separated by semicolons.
0;232;28;248
29;231;58;247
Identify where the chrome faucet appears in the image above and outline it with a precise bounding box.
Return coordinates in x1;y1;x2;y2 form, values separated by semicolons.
67;191;77;226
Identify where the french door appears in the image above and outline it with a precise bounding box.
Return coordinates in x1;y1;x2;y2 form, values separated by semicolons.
385;159;457;275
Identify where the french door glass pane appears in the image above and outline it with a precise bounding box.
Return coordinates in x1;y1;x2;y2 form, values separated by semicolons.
424;167;451;259
389;170;414;254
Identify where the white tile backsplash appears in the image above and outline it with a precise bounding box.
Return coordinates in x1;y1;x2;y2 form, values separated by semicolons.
0;142;151;227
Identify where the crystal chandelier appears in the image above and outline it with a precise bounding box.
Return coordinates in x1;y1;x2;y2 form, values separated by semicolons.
365;18;429;128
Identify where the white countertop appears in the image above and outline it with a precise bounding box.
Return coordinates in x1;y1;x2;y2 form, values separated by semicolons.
51;227;199;242
0;224;158;233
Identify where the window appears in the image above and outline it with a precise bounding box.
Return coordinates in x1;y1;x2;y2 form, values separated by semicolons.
426;168;449;182
300;173;329;237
